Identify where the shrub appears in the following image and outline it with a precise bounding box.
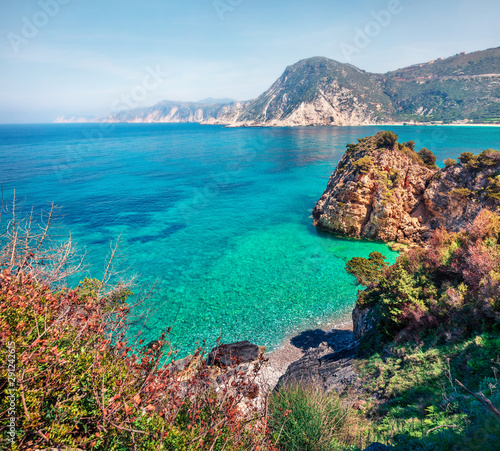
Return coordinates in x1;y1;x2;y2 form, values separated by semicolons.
353;156;374;174
0;271;273;450
459;151;475;165
486;175;500;201
444;158;457;167
376;131;399;149
359;210;500;339
346;143;358;153
459;149;500;170
405;140;416;151
418;148;437;168
477;149;500;167
346;252;388;286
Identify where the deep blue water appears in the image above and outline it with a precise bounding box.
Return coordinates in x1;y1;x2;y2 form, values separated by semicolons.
1;123;499;355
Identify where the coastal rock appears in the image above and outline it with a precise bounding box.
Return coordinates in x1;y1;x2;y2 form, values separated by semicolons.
313;132;437;244
277;331;359;393
352;305;377;340
208;341;265;367
313;133;500;244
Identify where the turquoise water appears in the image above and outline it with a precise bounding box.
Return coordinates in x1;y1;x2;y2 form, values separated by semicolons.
1;124;499;355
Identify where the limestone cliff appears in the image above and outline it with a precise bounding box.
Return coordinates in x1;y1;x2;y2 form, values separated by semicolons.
313;132;500;244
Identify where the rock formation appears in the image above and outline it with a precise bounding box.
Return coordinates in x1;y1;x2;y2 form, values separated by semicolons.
313;132;500;245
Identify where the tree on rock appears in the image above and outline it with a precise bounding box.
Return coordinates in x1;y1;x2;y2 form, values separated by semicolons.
377;131;399;150
418;148;437;168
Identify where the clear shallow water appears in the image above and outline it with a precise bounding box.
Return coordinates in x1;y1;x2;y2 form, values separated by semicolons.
1;124;499;355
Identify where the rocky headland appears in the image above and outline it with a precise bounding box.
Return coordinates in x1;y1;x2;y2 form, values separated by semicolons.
313;131;500;245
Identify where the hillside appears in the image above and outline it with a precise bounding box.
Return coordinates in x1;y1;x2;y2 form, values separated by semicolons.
96;47;500;126
99;99;248;123
384;47;500;123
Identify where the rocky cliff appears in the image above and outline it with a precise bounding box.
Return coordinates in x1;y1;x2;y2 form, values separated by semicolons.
99;99;248;124
313;132;500;245
211;57;393;127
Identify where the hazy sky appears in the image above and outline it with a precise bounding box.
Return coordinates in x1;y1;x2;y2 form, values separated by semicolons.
0;0;499;122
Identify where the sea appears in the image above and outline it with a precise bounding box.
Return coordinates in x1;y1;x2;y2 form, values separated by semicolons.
1;123;499;356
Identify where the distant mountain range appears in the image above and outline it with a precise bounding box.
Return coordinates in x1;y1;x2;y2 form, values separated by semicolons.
57;47;500;126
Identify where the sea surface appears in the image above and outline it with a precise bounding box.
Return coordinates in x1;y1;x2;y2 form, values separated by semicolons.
1;124;499;355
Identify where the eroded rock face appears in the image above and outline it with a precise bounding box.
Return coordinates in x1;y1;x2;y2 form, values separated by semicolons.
352;305;377;340
313;133;500;244
277;339;359;393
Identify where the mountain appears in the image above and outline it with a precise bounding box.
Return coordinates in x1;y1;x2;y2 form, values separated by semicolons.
383;47;500;123
212;57;395;126
99;99;247;124
89;47;500;126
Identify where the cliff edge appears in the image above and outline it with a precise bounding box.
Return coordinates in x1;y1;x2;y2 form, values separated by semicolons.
313;131;500;245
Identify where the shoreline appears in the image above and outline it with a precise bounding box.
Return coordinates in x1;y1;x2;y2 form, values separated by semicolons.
50;120;500;127
259;313;355;391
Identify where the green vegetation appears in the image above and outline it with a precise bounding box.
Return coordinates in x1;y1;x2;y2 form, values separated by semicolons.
346;252;388;287
418;148;438;169
342;208;500;449
459;149;500;169
269;385;359;451
487;175;500;201
377;131;399;149
450;187;472;198
353;156;374;174
357;334;500;450
444;158;457;167
405;141;416;151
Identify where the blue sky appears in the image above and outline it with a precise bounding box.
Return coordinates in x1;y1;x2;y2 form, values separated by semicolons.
0;0;499;123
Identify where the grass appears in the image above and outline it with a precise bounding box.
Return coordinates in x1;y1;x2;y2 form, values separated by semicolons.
354;332;500;450
268;384;366;451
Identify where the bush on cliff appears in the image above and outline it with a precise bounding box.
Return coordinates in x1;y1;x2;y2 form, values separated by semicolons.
418;148;438;169
376;131;399;149
346;252;388;287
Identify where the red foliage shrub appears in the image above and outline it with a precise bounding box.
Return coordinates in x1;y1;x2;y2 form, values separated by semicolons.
0;270;275;450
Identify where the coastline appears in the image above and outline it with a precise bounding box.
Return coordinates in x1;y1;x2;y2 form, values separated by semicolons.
260;313;355;391
51;119;500;127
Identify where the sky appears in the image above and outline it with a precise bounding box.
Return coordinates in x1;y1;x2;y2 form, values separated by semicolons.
0;0;499;123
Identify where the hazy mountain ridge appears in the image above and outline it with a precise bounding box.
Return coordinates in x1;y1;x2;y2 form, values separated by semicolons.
73;47;500;126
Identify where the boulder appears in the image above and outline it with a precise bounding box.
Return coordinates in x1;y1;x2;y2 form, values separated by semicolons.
208;341;264;367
